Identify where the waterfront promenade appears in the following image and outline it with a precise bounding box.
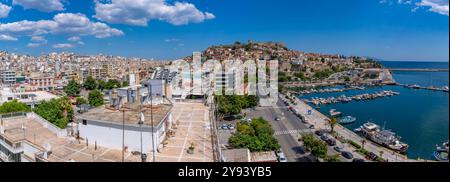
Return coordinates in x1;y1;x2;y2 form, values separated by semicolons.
291;96;422;162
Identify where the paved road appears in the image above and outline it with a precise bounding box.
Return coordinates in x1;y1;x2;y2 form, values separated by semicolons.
246;97;354;162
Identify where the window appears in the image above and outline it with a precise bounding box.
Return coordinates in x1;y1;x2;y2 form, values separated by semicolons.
82;120;87;125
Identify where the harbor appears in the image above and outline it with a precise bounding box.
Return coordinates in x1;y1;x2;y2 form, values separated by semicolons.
289;94;418;162
293;66;449;160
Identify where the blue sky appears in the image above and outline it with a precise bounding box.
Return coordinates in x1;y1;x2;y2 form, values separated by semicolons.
0;0;448;61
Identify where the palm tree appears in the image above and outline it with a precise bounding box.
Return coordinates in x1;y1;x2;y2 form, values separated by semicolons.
361;139;366;150
327;117;338;133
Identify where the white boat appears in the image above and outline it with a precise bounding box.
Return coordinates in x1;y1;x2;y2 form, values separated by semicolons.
356;122;409;153
329;109;342;117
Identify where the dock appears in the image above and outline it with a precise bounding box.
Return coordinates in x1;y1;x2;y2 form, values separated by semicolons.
389;68;449;72
396;83;449;93
303;90;400;106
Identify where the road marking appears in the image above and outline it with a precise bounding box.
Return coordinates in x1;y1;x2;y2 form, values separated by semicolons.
274;129;311;136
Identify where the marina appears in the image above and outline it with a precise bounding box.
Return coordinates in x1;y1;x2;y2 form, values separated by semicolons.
292;86;366;95
304;90;400;106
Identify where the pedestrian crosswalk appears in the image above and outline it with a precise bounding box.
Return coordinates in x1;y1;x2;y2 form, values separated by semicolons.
274;129;311;136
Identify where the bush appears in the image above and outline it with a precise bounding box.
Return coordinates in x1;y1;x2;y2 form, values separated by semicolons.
0;100;30;114
347;140;361;149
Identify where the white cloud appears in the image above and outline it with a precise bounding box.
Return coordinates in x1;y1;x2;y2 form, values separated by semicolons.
0;3;11;18
13;0;64;12
27;35;47;47
0;13;124;39
68;36;84;45
27;42;41;48
417;0;449;16
68;36;81;42
31;35;46;42
53;43;74;49
165;38;180;42
94;0;215;26
0;34;17;41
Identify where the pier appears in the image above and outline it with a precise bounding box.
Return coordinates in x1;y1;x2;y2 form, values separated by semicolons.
389;68;449;72
396;83;449;93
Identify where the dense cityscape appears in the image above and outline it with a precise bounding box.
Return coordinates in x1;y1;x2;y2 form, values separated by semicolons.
1;41;447;162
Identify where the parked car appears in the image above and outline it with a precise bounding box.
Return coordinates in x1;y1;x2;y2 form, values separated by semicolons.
352;158;365;162
320;135;329;141
326;138;336;146
315;130;324;136
275;117;281;121
366;152;378;161
276;150;288;162
341;151;354;159
309;125;315;129
333;146;343;153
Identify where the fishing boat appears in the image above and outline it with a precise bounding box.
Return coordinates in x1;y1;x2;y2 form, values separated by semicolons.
339;116;356;124
433;140;449;161
433;151;449;161
329;109;342;117
436;141;449;152
355;122;409;153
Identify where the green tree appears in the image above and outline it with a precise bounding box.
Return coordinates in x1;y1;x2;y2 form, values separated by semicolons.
228;118;280;152
122;81;129;87
64;80;81;97
327;117;338;133
83;76;97;90
75;97;88;105
0;100;30;114
97;80;106;91
104;79;122;90
302;134;328;158
88;90;104;107
34;97;73;129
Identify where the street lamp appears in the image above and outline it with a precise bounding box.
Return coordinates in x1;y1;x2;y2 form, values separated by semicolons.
138;111;145;162
147;82;155;162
